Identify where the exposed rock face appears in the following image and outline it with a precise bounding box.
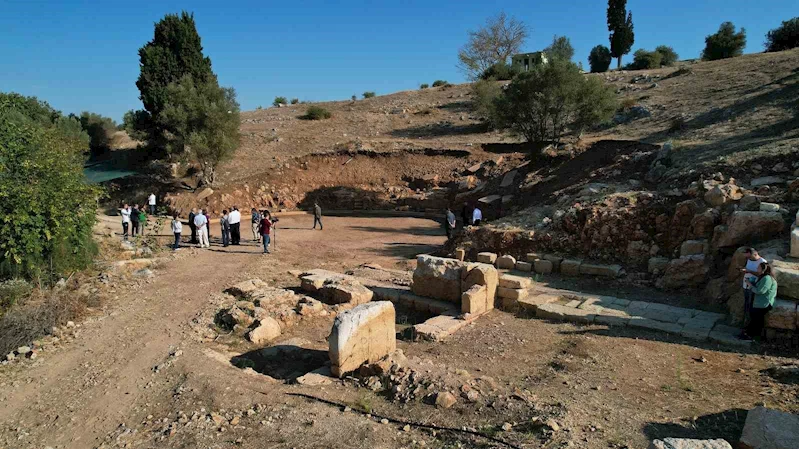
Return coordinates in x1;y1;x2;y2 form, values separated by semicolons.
740;406;799;449
657;255;710;289
647;438;732;449
703;183;742;207
680;240;708;257
247;317;282;345
772;261;799;301
329;301;396;377
320;280;373;305
462;263;498;309
712;211;785;249
738;194;761;211
412;255;464;302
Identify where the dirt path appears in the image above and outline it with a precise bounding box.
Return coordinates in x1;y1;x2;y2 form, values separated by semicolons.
0;213;446;448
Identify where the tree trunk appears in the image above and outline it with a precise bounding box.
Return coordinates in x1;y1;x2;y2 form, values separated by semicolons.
617;56;622;69
201;163;216;186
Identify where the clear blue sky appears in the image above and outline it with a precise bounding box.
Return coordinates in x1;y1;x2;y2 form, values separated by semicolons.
1;0;793;121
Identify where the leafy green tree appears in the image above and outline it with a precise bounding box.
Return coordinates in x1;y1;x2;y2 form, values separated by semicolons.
77;112;117;155
157;76;240;185
493;60;617;142
121;109;151;142
702;22;746;60
470;79;502;127
458;12;528;79
132;11;215;149
479;62;520;80
273;96;287;107
588;45;613;73
607;0;635;68
630;49;663;70
420;83;429;89
765;17;799;52
0;93;99;282
655;45;679;66
363;91;376;98
545;35;575;62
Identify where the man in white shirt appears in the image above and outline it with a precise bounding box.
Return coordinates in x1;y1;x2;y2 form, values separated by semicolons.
148;193;156;215
740;247;766;326
194;209;210;248
472;207;483;226
120;204;131;240
228;206;242;245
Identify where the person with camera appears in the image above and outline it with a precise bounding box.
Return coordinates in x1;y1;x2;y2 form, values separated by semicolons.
259;210;277;254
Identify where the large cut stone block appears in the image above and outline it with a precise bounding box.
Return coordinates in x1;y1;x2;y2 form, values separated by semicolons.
740;406;799;449
498;274;531;289
225;279;269;298
496;255;516;269
657;255;710;289
648;438;732;449
412;255;464;302
561;259;582;276
534;259;554;274
772;261;799;301
477;252;497;264
515;261;533;272
320;280;374;305
536;303;595;324
462;263;498;309
497;287;527;300
765;299;797;330
579;263;623;278
461;284;488;315
329;302;396;377
542;254;563;272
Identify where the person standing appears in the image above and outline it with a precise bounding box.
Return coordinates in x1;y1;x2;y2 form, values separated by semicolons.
120;204;131;240
188;208;198;244
130;204;140;237
194;209;209;248
740;247;767;328
251;208;261;242
204;209;212;241
221;210;231;247
472;206;483;226
445;207;456;239
259;210;273;254
170;212;182;250
742;262;777;341
313;202;323;230
229;206;241;245
138;207;147;236
148;193;156;215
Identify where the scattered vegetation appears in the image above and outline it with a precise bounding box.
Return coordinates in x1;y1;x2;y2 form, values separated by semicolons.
607;0;635;68
290;98;299;104
351;95;357;101
255;105;263;110
419;83;429;89
630;49;662;70
765;17;799;52
300;105;332;120
458;12;528;79
479;62;519;80
0;92;100;283
0;279;32;315
362;91;376;99
655;45;679;66
76;112;117;156
588;45;613;73
621;97;638;109
544;35;575;62
470;79;502;127
702;22;746;61
273;96;287;107
492;60;618;142
432;80;449;87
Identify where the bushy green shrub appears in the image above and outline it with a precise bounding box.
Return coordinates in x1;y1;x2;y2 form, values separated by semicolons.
702;22;746;61
0;92;100;283
420;83;429;89
0;279;32;313
765;17;799;52
630;49;663;70
588;45;613;73
492;60;617;142
290;98;299;104
351;95;357;101
655;45;679;66
273;96;287;107
544;35;575;62
479;63;520;81
77;112;117;155
432;80;449;87
470;79;502;127
362;92;376;99
300;106;332;120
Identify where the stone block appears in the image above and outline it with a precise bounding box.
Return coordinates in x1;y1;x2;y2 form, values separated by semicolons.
648;257;670;274
658;255;710;289
329;302;396;377
772;261;799;301
320;280;374;305
412;255;464;302
499;274;532;289
595;315;631;326
496;255;516;269
709;324;752;347
454;249;465;261
579;263;623;278
414;314;472;341
750;176;785;187
461;284;488;315
477;252;497;264
515;261;533;272
764;299;797;330
628;317;683;334
536;303;595;324
740;406;799;449
680;240;708;257
462;263;498;309
497;287;527;300
247;317;282;345
561;259;582;276
534;259;554;274
542;254;563;272
712;211;785;248
759;202;780;212
525;253;542;262
225;279;268;298
642;309;683;324
679;328;711;341
516;294;560;312
648;438;732;449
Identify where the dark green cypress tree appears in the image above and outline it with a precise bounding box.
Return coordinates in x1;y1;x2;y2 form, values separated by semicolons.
607;0;635;68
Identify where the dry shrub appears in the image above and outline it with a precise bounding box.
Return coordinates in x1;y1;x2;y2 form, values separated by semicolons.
0;287;85;355
621;97;638;109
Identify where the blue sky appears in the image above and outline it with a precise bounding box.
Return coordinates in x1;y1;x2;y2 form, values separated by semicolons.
1;0;793;121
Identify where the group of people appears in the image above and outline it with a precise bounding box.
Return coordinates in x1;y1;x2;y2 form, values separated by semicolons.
174;206;277;253
119;203;149;240
738;247;778;341
443;204;484;239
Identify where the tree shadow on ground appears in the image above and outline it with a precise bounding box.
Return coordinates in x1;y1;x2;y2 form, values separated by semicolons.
367;242;445;259
231;344;328;382
388;122;488;139
642;408;747;446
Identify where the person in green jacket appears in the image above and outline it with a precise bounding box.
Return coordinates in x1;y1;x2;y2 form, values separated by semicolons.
742;262;777;340
138;208;147;236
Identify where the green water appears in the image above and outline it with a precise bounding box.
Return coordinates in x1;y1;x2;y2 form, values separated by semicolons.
83;161;138;183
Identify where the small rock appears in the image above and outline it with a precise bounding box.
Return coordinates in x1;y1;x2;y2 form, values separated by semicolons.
230;416;240;426
435;392;457;409
502;422;513;431
16;346;31;355
66;321;76;328
403;424;411;432
380;418;389;424
736;368;746;373
546;419;560;432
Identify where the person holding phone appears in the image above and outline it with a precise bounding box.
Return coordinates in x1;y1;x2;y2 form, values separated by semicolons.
739;247;766;330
